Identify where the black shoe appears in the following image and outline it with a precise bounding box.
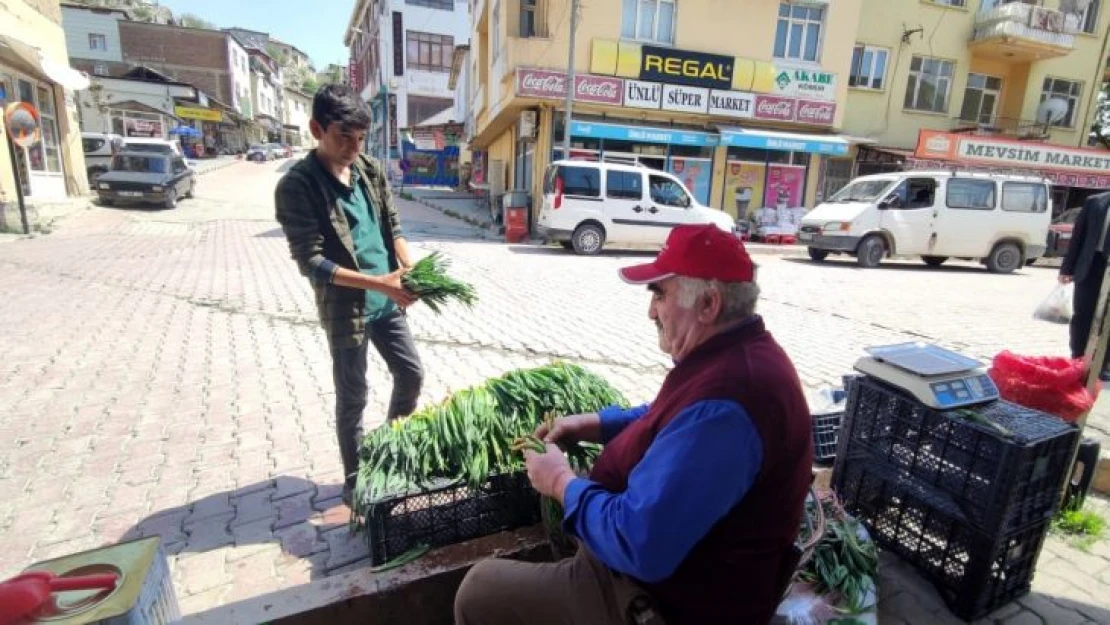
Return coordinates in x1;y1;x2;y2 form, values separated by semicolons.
1100;369;1110;382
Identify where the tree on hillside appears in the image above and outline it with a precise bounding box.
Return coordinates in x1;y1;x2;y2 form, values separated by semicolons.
179;13;218;29
301;77;319;95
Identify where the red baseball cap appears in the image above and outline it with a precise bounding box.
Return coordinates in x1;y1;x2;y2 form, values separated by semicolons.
619;224;754;284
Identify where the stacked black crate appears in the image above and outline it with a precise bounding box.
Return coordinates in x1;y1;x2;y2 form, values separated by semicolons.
832;375;1079;621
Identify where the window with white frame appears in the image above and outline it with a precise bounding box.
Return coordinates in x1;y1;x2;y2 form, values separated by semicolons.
21;81;62;173
931;0;966;7
1040;77;1083;128
774;2;824;63
849;45;889;90
1080;0;1102;34
621;0;675;45
406;0;453;9
407;31;454;72
492;0;501;60
521;0;538;38
88;33;107;51
904;56;954;113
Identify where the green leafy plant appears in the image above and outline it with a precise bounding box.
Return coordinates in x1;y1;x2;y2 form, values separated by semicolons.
798;495;879;615
1051;502;1106;551
351;362;627;531
402;252;477;314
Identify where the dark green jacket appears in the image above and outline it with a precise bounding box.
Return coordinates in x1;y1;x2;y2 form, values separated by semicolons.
274;151;403;349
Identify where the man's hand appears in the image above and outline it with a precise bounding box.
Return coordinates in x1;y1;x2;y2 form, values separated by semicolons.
1060;274;1074;284
535;413;602;446
524;444;576;503
379;268;418;307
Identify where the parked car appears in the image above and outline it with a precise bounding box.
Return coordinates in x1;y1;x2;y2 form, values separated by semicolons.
799;171;1052;274
246;144;271;162
537;160;736;255
81;131;124;185
266;143;287;159
95;151;196;209
1045;207;1081;258
279;143;293;158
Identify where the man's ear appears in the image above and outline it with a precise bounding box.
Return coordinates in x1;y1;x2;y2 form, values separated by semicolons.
309;119;324;140
699;287;724;324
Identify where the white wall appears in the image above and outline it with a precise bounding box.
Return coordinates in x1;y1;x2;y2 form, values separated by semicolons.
60;5;125;63
227;37;252;116
383;0;471;128
283;89;315;146
75;77;195;134
252;72;278;119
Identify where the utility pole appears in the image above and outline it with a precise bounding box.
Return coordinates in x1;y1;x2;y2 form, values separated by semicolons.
561;0;579;157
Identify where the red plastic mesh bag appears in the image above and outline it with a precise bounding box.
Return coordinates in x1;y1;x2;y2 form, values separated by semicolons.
987;351;1099;422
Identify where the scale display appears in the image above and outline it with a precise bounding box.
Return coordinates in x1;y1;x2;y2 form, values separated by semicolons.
855;343;999;410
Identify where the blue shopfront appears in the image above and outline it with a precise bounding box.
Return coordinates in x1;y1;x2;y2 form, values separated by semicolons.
549;116;849;213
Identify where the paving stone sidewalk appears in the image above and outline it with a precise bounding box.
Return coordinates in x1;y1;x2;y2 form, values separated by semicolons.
0;182;1107;622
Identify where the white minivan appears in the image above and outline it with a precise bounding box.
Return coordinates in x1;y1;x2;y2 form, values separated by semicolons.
799;171;1051;274
537;160;736;254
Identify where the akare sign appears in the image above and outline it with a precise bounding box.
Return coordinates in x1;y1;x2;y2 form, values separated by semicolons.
773;66;837;101
640;45;734;90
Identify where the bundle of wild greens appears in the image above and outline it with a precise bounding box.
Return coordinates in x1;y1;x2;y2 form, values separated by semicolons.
402;251;477;313
797;495;878;615
352;361;627;530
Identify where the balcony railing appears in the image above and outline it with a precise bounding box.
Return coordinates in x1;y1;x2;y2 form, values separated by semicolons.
970;2;1077;61
951;115;1054;141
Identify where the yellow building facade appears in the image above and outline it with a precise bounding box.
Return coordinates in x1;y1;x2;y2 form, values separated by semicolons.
467;0;865;223
843;0;1110;208
1;0;89;215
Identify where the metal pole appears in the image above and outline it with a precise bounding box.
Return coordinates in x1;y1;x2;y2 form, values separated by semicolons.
561;0;579;157
5;135;30;235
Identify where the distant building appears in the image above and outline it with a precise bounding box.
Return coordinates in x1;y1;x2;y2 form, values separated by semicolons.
346;0;471;174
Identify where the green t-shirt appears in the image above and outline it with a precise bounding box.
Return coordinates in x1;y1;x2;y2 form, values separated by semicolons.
333;168;397;321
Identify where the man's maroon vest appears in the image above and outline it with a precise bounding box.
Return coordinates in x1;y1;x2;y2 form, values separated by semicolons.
589;317;813;625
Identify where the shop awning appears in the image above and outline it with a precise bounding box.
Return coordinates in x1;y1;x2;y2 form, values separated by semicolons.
717;127;850;156
570;120;719;147
0;34;89;91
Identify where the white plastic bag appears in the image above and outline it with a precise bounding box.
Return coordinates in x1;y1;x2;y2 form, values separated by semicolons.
1034;283;1074;324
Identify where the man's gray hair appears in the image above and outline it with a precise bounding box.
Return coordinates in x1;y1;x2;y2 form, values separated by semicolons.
675;275;760;323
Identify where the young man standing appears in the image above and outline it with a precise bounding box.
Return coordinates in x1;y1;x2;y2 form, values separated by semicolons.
275;84;423;506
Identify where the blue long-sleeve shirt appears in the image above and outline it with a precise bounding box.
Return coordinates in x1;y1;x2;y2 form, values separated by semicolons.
562;400;764;583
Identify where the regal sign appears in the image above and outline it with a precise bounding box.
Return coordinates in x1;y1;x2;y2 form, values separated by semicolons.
753;95;796;122
639;44;734;91
795;100;836;125
515;68;623;106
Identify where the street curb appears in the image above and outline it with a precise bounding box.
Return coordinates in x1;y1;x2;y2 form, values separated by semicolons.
410;196;494;230
1093;455;1110;496
193;158;242;177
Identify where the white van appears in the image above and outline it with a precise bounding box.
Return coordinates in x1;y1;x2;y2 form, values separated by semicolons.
799;171;1051;274
537;160;736;254
81;131;124;183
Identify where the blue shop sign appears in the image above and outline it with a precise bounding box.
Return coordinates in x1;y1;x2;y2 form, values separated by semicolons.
719;130;849;156
570;121;719;147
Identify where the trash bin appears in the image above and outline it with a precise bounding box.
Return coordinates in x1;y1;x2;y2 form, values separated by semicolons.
502;190;530;243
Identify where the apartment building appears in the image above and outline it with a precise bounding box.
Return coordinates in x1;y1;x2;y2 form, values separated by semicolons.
60;1;130;78
463;0;866;220
844;0;1110;210
346;0;472;173
1;0;90;204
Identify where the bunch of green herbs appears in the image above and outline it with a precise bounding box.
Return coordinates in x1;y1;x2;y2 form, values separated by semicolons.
352;361;627;530
402;251;477;313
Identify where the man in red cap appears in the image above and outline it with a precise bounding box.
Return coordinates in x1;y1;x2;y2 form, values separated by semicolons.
455;224;814;625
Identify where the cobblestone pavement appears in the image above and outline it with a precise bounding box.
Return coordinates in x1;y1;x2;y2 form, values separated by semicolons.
0;158;1107;623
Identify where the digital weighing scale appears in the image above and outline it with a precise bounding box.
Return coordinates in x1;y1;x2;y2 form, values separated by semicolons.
853;342;999;410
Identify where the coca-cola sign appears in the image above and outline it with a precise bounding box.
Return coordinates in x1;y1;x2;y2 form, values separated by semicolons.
795;100;836;125
753;95;796;122
516;68;623;106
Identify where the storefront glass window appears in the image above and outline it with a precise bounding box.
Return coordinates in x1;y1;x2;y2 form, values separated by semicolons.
36;85;61;173
723;147;810;218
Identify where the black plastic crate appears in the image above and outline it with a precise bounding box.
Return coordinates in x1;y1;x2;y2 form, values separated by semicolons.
833;458;1048;621
362;472;541;565
812;411;843;465
836;376;1078;533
